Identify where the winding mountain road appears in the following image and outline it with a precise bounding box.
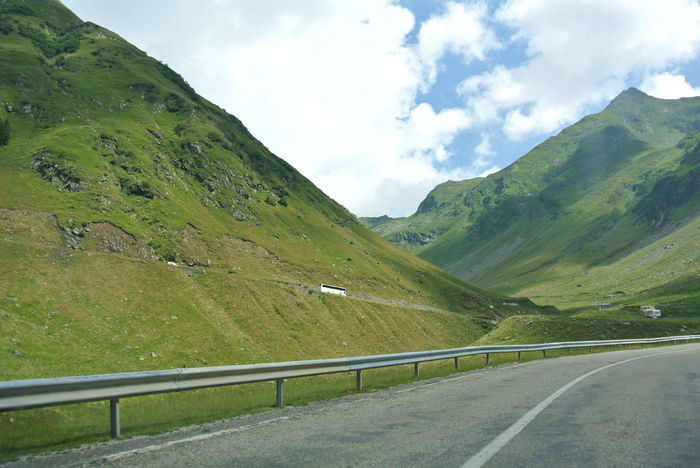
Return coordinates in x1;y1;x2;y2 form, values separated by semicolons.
7;344;700;467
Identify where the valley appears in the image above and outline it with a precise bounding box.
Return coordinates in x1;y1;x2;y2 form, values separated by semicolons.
364;89;700;316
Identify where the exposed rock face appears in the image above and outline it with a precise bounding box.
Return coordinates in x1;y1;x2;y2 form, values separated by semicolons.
416;194;437;214
60;223;85;250
387;231;435;246
0;209;159;260
31;150;86;192
85;222;158;261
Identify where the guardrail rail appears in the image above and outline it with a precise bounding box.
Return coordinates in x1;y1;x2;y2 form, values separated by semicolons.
1;334;698;438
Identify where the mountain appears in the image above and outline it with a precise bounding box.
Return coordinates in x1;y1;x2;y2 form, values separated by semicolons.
357;214;396;230
364;89;700;314
0;0;550;381
362;178;485;252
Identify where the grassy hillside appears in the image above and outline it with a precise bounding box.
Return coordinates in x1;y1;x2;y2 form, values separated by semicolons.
367;89;700;314
476;315;700;345
0;0;554;386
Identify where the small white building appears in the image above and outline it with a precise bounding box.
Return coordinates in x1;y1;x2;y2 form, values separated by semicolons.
320;284;347;296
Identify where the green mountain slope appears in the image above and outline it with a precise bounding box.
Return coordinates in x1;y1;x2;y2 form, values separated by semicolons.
361;178;484;253
367;89;700;313
0;0;548;381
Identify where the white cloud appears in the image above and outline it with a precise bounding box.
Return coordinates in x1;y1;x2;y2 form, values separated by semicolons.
460;0;700;140
474;134;494;157
315;102;471;216
471;133;496;170
417;1;500;86
477;165;501;178
640;72;700;99
502;101;582;141
397;103;471;163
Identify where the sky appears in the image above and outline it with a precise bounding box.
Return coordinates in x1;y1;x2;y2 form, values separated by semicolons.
62;0;700;217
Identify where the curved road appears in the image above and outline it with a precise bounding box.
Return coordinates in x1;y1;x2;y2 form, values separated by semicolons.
8;344;700;467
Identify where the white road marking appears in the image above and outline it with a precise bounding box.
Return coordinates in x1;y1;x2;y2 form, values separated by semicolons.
395;373;475;394
100;416;290;462
462;349;685;468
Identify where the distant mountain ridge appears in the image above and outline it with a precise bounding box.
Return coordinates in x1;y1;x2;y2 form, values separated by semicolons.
362;89;700;314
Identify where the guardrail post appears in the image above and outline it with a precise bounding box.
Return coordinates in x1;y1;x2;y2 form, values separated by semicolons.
454;357;459;370
485;353;490;365
356;370;363;390
568;348;572;355
110;398;120;438
542;350;547;358
275;379;284;407
414;362;419;378
517;351;521;360
588;346;592;353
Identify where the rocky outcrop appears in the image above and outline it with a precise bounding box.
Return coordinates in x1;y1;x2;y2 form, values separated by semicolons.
31;149;86;192
84;222;158;261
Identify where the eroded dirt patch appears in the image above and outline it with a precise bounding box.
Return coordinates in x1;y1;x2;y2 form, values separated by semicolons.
84;222;158;261
0;208;61;245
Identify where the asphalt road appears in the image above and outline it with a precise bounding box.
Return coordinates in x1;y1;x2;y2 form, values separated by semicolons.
6;343;700;467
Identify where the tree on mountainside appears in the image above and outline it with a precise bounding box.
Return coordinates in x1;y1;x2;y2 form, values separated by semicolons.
0;118;10;146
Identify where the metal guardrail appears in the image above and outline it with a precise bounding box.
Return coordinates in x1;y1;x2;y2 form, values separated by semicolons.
1;335;698;438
